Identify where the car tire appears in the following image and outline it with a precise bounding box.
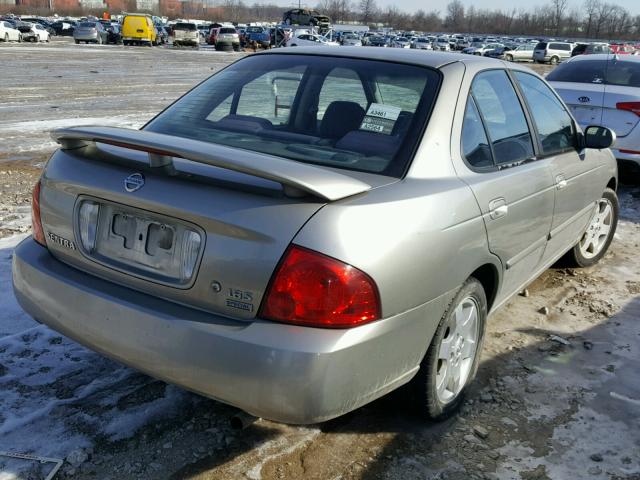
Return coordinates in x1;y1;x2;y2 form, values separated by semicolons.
567;188;618;268
411;277;487;420
4;33;8;43
290;43;297;47
550;56;559;64
505;54;513;62
18;34;22;42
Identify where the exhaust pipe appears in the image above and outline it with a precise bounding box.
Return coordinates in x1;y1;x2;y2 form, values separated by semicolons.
230;411;259;430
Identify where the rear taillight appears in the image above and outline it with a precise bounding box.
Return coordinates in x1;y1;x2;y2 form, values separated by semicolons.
616;101;640;117
259;245;381;328
31;181;46;247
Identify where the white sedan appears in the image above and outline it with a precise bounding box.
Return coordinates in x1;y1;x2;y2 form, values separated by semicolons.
21;23;50;43
0;21;21;42
548;54;640;177
286;33;338;47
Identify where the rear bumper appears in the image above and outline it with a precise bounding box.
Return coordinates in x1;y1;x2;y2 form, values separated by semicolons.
12;238;449;424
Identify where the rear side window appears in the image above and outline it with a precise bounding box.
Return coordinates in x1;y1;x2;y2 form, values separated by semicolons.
471;70;534;165
461;98;493;168
550;43;571;51
546;60;606;84
514;72;576;156
535;42;547;50
606;61;640;88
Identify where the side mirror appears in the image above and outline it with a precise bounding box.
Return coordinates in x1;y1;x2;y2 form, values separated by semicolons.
584;125;616;149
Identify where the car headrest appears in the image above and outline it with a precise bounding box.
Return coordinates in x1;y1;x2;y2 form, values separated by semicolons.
320;101;366;139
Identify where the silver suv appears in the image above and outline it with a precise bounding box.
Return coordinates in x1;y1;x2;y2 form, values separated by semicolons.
13;49;618;424
533;41;573;64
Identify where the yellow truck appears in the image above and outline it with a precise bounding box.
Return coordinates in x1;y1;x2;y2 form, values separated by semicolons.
121;14;157;46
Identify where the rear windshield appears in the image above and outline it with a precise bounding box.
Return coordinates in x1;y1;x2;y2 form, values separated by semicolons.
146;54;440;177
535;42;547;49
219;27;236;34
547;59;640;87
79;22;96;27
173;23;196;31
247;26;264;33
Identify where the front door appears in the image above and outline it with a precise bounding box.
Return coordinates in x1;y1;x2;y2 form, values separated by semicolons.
513;71;604;262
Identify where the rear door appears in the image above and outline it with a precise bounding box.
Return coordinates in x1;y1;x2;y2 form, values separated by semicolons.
601;58;640;137
513;71;603;262
459;69;555;299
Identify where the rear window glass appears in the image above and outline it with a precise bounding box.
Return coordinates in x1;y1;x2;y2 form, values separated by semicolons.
146;54;440;177
79;22;95;27
546;60;606;84
606;61;640;87
174;23;196;31
219;27;236;34
247;26;264;33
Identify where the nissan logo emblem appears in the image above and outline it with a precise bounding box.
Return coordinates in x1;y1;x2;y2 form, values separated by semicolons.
124;173;145;192
578;96;590;103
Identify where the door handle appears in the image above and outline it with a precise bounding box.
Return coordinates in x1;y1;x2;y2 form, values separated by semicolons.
556;174;568;190
489;198;508;220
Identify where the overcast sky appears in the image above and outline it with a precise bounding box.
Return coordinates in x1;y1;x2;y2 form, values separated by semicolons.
285;0;639;16
371;0;640;14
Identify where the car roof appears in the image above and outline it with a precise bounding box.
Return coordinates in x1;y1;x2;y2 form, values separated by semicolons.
566;53;640;63
258;47;511;70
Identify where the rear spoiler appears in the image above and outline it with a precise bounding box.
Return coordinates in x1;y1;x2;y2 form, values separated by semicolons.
51;126;372;202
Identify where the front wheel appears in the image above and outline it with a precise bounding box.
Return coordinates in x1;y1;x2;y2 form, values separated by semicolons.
4;33;8;42
568;188;618;267
505;54;513;62
411;277;487;420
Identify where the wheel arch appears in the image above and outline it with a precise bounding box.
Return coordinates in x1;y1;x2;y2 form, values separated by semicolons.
469;262;500;312
607;177;617;192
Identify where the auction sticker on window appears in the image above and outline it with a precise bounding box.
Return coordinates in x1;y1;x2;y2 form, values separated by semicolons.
360;103;402;135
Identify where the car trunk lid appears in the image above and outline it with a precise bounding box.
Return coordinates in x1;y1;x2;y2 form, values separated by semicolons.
601;84;640;137
550;81;606;129
39;127;388;321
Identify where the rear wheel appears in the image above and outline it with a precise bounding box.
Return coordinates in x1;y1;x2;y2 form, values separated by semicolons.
550;55;559;64
411;277;487;420
505;53;514;62
567;188;618;267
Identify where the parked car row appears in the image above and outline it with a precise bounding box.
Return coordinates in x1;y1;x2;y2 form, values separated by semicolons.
0;18;50;42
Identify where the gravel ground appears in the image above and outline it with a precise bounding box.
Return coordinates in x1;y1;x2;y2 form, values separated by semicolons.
0;38;638;480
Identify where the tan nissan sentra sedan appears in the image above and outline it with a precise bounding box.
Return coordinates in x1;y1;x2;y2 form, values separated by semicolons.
13;48;618;424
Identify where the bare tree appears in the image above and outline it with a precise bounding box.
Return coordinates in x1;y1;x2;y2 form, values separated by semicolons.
445;0;465;31
583;0;600;38
550;0;568;35
358;0;376;24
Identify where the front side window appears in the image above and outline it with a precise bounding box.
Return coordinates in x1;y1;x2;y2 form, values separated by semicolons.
471;70;534;165
514;71;576;156
146;54;440;177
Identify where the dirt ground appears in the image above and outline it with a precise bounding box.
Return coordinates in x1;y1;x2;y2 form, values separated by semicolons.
0;38;638;480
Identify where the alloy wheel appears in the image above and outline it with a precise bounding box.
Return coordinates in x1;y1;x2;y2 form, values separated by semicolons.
579;198;613;260
436;296;479;404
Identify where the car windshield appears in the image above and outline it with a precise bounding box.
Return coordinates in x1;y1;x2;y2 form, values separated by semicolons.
146;54;440;177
